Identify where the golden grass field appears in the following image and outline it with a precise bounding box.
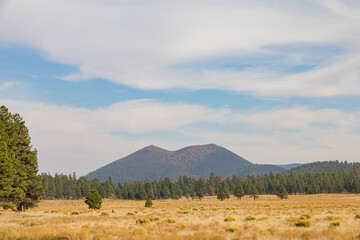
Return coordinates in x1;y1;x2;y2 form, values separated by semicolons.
1;194;360;240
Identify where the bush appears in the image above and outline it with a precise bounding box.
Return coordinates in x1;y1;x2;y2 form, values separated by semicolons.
245;216;256;221
131;227;147;235
127;212;135;216
100;211;109;216
295;219;311;227
330;221;340;227
226;226;239;232
136;218;151;224
224;216;236;222
300;214;311;219
356;213;360;219
166;218;176;223
71;210;80;215
176;223;186;229
85;189;102;209
145;198;153;208
149;216;160;221
2;202;15;211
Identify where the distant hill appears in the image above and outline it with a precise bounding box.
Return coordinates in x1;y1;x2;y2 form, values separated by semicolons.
236;164;286;177
86;144;253;183
276;163;302;170
288;161;360;173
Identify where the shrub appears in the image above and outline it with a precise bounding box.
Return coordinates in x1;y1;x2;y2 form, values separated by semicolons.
145;198;153;208
177;209;189;214
149;216;160;221
257;216;269;221
71;211;80;215
85;189;102;209
131;227;147;235
176;223;186;229
166;218;176;223
245;216;256;221
356;213;360;219
224;216;236;222
100;211;109;216
330;221;340;227
2;202;15;211
136;218;151;224
325;215;339;221
112;209;115;213
226;226;239;232
127;212;135;216
295;219;311;227
300;214;311;219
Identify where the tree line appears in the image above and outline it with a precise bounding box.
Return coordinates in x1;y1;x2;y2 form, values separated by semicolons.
41;167;360;201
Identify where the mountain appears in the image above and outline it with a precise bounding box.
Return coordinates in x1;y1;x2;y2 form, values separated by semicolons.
288;160;360;173
86;144;253;183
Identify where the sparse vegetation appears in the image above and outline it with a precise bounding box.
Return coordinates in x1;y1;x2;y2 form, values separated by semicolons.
1;195;360;239
295;219;311;227
330;221;340;227
224;216;236;222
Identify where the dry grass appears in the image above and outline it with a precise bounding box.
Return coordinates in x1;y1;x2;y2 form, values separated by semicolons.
1;194;360;239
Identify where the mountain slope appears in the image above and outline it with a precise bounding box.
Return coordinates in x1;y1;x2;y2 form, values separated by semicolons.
236;164;286;177
288;160;360;173
85;144;252;183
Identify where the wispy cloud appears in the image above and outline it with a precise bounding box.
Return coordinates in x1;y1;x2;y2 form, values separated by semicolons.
0;81;17;90
0;0;359;97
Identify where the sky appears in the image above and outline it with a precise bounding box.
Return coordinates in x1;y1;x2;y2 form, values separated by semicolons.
1;0;360;176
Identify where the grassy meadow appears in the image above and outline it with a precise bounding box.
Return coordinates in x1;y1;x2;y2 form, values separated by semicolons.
1;194;360;240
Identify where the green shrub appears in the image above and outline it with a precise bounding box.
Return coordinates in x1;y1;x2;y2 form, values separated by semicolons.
224;216;236;222
71;210;80;215
136;218;151;224
149;216;160;221
85;189;102;209
176;223;186;229
226;226;239;232
330;221;340;227
166;218;176;223
145;198;153;208
131;227;147;235
245;216;256;221
100;211;109;216
300;214;311;219
2;202;15;211
295;219;311;227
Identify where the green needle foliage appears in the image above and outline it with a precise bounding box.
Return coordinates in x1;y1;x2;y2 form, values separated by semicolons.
85;189;102;209
0;106;43;211
276;183;288;199
145;198;153;208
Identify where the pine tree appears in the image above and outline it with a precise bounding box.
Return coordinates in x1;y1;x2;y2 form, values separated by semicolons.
275;184;288;199
217;191;226;201
145;198;153;208
85;189;102;209
0;106;43;211
234;184;245;199
249;184;259;200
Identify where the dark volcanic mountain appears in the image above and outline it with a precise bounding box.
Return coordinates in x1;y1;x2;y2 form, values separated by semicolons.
85;144;252;183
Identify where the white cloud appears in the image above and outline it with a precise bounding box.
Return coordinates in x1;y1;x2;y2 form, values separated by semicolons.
0;81;17;91
0;0;359;97
0;99;229;175
2;98;360;175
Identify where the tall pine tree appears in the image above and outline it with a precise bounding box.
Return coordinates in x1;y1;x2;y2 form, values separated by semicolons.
0;106;43;211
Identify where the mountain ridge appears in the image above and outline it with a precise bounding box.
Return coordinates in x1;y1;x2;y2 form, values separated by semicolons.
86;144;253;183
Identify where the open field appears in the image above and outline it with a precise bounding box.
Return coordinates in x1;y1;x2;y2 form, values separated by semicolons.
1;194;360;240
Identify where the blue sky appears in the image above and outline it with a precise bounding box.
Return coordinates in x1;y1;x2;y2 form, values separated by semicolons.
1;0;360;175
